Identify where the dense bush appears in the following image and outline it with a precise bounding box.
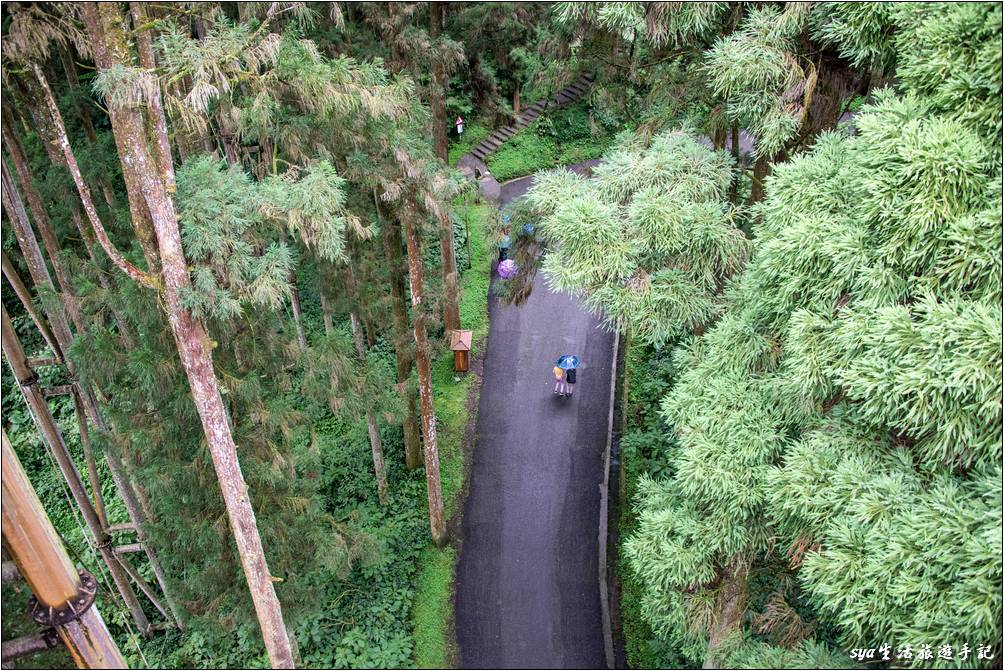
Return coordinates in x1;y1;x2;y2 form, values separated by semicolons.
487;132;559;181
487;101;617;181
616;341;687;669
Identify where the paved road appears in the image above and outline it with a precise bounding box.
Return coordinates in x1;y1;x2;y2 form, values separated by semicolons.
455;164;614;669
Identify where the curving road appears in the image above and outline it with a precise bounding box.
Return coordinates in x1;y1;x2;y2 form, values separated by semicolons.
455;162;614;669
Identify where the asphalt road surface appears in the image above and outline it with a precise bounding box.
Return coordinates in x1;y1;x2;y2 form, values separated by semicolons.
455;163;614;669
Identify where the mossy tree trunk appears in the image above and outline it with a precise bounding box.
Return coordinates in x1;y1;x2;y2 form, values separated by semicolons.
402;198;447;547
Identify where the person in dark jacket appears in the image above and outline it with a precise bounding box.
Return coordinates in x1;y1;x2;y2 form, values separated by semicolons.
564;366;576;397
498;228;511;262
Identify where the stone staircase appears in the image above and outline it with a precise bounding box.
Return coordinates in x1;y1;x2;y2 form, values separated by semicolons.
466;73;595;163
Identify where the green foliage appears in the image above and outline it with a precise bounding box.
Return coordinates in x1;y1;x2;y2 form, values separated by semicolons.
814;2;1003;141
624;74;1002;668
487;131;558;181
485;102;616;181
527;130;746;346
177;157;295;318
616;340;688;669
555;1;728;49
703;4;810;158
893;3;1003;142
810;2;899;71
412;545;456;668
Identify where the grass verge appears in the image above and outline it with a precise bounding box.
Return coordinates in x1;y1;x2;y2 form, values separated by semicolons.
412;197;493;668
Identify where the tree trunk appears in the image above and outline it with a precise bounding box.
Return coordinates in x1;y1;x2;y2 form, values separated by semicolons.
1;250;63;360
402;199;447;547
351;311;389;505
729;123;740;205
290;273;308;352
126;99;296;671
79;5;295;665
428;3;450;164
428;4;461;333
1;159;76;355
49;14;161;277
749;154;771;205
71;388;109;530
345;250;389;505
377;194;422;470
54;40;118;210
365;320;376;349
703;562;749;669
437;208;461;334
33;66;157;289
514;82;520;116
2;114;87;334
320;289;335;335
56;41;97;143
131;2;174;188
713;125;726;151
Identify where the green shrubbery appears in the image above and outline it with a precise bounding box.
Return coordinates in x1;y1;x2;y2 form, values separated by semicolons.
616;341;689;670
486;101;618;180
486;132;559;181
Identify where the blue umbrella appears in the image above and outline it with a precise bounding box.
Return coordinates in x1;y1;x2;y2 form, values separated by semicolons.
556;355;580;370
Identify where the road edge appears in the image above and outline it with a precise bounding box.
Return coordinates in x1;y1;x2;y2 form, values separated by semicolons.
598;329;619;669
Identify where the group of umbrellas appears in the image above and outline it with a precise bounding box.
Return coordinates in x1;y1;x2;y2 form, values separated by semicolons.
496;212;536;280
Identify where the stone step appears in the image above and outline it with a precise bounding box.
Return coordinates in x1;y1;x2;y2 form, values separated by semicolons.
471;146;490;159
484;135;504;148
527;100;546;112
568;83;588;97
499;127;516;138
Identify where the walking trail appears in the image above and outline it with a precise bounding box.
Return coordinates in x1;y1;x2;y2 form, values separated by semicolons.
455;161;614;669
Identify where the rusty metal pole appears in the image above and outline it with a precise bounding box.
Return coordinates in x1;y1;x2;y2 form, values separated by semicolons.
2;430;128;668
3;264;182;630
1;305;151;636
1;250;63;360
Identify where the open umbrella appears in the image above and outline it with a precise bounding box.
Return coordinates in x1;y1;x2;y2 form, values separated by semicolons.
556;354;580;370
498;259;518;279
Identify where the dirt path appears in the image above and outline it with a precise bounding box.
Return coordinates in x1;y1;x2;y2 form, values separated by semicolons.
454;163;614;669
